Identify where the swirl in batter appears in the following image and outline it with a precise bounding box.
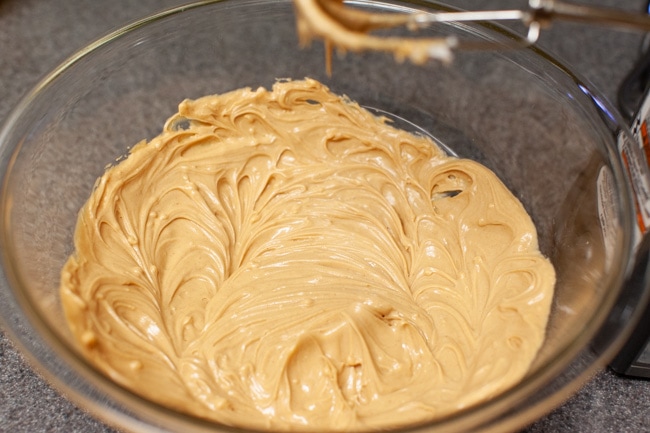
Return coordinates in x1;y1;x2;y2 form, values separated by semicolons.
61;78;555;431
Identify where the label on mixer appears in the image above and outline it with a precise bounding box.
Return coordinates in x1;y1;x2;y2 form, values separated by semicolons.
618;96;650;249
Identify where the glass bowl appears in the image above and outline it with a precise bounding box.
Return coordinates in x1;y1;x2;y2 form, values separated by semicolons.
0;0;647;432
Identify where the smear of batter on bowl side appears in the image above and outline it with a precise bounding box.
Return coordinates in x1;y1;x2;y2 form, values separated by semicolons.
60;78;555;431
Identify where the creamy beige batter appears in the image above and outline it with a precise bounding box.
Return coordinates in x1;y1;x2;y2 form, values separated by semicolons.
61;78;555;431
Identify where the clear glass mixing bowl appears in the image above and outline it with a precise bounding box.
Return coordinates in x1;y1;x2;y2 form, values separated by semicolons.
0;0;647;432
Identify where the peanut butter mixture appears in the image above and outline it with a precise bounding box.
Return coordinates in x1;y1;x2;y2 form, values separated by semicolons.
293;0;456;73
61;78;555;431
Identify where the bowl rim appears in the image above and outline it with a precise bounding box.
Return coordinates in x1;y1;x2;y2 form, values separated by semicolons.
0;0;645;432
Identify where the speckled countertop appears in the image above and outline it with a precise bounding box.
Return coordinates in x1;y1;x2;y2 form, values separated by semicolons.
0;0;649;432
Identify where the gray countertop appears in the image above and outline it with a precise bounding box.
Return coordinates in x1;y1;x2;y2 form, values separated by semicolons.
1;0;649;432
